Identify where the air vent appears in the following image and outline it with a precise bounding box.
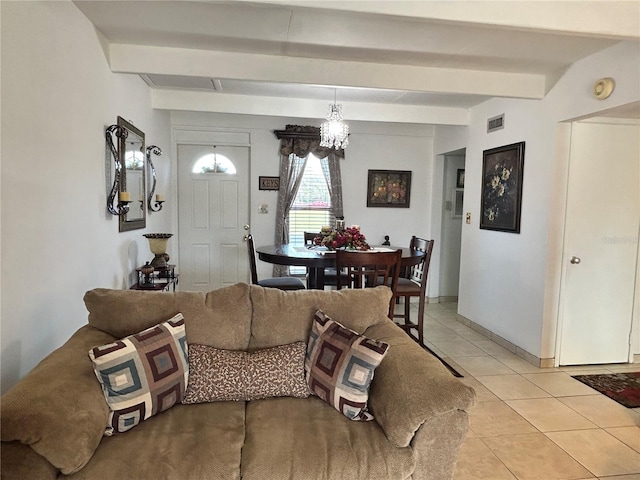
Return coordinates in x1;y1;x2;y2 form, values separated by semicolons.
487;114;505;133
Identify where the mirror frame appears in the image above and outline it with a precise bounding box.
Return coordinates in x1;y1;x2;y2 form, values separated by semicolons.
117;116;146;232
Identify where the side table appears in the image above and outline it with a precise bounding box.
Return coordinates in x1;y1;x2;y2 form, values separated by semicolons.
130;264;179;292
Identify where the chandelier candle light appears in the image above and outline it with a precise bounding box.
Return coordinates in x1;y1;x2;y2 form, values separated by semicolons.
320;90;349;150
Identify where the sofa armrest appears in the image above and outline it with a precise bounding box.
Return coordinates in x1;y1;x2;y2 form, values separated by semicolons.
365;321;476;448
1;441;58;480
1;325;115;475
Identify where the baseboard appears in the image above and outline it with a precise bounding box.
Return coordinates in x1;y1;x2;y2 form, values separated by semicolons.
454;314;554;369
427;296;458;304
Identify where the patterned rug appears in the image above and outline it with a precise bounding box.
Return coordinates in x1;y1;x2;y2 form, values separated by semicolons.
572;372;640;408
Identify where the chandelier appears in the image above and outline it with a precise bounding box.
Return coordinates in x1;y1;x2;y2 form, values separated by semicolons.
320;91;349;150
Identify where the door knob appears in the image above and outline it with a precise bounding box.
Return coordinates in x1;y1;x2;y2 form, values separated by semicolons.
570;256;581;264
244;224;250;230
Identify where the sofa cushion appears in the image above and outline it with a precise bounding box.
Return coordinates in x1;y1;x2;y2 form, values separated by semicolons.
0;326;114;475
241;397;415;480
89;313;189;435
63;402;246;480
248;285;392;351
305;310;389;421
84;283;252;350
183;342;310;403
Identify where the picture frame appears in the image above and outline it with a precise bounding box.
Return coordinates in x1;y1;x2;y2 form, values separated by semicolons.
367;170;412;208
258;176;280;191
456;169;465;188
480;141;525;233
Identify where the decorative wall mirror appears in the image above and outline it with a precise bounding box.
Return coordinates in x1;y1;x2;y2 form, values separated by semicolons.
117;116;146;232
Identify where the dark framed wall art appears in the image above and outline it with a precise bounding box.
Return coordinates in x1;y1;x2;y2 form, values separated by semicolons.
367;170;412;208
480;142;525;233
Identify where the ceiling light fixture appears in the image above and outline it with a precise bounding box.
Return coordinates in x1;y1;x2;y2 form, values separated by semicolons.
320;89;349;150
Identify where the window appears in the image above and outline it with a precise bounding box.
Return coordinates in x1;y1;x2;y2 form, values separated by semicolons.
192;153;236;174
288;154;332;272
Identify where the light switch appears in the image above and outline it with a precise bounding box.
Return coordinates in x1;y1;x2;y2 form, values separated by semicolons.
258;204;268;214
465;213;471;224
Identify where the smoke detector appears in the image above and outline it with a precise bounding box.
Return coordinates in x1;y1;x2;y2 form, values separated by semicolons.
593;78;615;100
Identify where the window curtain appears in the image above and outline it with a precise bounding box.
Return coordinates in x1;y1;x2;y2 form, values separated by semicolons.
273;125;345;276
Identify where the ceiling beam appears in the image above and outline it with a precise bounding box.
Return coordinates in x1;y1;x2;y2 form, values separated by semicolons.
239;0;640;40
110;44;546;100
151;89;470;125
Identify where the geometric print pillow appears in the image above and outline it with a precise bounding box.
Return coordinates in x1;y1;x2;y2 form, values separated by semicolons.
305;310;389;421
88;313;188;435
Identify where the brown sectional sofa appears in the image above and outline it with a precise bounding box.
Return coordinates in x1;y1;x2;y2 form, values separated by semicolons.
1;283;475;480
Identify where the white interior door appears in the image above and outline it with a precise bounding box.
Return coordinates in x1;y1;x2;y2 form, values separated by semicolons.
558;121;640;365
178;144;250;292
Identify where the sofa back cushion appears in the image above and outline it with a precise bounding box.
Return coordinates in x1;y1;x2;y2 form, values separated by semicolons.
84;283;252;351
248;285;392;351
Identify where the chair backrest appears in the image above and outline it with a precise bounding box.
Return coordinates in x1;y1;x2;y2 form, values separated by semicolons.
408;236;435;291
336;249;402;318
246;234;260;284
336;249;402;290
303;232;316;246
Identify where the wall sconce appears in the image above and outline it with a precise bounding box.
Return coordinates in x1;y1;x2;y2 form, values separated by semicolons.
105;123;131;216
146;145;165;212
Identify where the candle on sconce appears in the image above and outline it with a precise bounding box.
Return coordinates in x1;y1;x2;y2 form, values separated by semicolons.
156;194;164;202
119;191;130;202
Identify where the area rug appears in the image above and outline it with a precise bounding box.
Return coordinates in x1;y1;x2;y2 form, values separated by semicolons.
572;372;640;408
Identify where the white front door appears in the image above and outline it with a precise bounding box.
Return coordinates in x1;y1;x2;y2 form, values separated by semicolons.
178;144;250;292
558;121;640;365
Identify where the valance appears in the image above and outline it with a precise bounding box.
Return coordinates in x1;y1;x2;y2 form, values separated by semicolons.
274;125;345;159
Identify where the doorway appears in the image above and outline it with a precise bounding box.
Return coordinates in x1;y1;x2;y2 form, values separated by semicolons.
439;150;466;301
557;120;640;365
177;144;251;292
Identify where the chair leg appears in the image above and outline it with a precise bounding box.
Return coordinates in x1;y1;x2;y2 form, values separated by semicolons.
404;297;410;326
417;295;426;346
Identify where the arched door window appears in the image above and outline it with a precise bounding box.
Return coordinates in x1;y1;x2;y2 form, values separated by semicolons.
192;153;236;174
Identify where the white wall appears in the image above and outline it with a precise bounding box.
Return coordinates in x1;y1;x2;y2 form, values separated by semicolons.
170;112;434;280
458;40;640;360
1;1;173;393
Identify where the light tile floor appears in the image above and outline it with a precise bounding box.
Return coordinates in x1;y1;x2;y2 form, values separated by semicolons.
414;301;640;480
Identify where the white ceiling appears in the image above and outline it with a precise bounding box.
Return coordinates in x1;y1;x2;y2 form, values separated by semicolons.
74;0;640;123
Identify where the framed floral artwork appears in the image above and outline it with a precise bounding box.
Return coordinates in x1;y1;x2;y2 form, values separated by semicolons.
367;170;411;208
480;142;525;233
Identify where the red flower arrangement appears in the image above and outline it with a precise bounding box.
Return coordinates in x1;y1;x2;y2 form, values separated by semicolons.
313;226;371;251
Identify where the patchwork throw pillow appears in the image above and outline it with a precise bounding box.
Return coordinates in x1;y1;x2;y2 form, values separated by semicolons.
182;342;310;403
305;309;389;421
89;313;188;435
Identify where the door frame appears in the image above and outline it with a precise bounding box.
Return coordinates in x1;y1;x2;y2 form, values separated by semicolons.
171;127;252;286
430;148;466;303
548;116;640;367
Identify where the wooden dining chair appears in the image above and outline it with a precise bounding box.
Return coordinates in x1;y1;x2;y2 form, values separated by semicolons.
393;236;434;346
335;249;402;318
304;231;349;288
246;235;306;290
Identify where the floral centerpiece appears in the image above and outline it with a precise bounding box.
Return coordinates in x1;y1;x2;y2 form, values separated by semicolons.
313;225;371;251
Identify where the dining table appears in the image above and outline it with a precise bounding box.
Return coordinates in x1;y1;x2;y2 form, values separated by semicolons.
255;244;425;290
